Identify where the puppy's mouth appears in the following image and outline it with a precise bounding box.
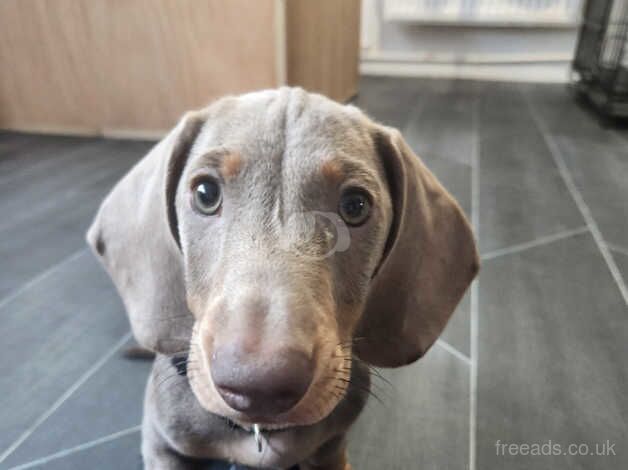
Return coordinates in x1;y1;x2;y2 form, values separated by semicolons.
221;416;294;434
186;331;351;430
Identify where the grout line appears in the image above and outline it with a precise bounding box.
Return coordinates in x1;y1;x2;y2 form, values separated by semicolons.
524;91;628;307
0;331;133;464
7;425;141;470
481;226;589;261
469;281;479;470
608;242;628;259
0;248;87;310
435;339;471;366
469;96;480;470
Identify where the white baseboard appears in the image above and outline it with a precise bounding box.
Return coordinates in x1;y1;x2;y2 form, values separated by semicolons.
360;60;571;83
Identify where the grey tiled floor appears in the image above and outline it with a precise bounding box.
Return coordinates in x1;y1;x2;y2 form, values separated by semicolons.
1;78;627;469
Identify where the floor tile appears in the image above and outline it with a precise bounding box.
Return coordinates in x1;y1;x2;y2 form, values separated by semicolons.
403;86;477;168
425;155;473;218
440;290;471;357
349;345;469;470
0;139;142;219
613;250;628;282
553;137;628;250
9;431;144;470
614;128;628;146
477;232;628;470
12;431;247;470
522;85;628;251
403;94;473;216
0;251;131;457
520;83;615;143
0;132;40;160
356;76;423;129
0;134;101;186
0;139;150;300
478;84;584;253
2;340;151;468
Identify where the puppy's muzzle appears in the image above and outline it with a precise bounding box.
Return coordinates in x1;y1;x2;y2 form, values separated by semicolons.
211;342;315;418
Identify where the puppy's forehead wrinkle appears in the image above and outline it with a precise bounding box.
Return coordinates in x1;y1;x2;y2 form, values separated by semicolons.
195;87;372;165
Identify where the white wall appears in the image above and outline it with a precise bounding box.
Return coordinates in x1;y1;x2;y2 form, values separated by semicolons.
361;0;583;82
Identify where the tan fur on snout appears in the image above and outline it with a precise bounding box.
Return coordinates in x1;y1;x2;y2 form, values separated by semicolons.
188;325;351;430
186;263;359;429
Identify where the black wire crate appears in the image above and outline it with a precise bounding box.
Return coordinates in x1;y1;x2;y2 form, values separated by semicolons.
572;0;628;118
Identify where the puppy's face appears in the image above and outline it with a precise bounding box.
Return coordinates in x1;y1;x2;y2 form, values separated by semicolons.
88;87;477;435
176;90;392;429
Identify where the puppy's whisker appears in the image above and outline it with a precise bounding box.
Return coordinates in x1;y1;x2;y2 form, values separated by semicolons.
362;368;393;388
327;374;380;406
153;314;194;322
348;381;382;405
319;360;386;406
154;374;184;392
152;359;199;386
348;355;394;389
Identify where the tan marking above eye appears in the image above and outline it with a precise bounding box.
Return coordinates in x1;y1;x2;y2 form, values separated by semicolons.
320;159;344;184
220;152;242;180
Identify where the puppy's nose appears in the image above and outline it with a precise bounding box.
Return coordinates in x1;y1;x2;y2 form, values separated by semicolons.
211;345;314;416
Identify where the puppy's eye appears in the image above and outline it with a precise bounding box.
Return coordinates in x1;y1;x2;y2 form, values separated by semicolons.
192;178;222;215
338;189;371;226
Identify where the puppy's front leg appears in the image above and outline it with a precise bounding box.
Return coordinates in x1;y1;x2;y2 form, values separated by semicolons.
300;435;351;470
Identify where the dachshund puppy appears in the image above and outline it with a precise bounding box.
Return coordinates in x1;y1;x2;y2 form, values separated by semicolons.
87;88;478;469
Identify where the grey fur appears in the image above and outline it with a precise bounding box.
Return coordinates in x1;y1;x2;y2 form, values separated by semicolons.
87;88;478;469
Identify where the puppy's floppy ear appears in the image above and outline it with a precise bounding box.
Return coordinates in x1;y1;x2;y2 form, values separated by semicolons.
86;110;207;354
355;127;479;367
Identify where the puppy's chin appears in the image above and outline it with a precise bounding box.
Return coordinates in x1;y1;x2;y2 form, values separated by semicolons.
187;333;351;429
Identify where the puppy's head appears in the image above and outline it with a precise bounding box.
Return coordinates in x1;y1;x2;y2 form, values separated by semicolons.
88;88;478;430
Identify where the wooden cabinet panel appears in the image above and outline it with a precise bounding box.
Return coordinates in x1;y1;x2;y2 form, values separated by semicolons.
0;0;359;136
